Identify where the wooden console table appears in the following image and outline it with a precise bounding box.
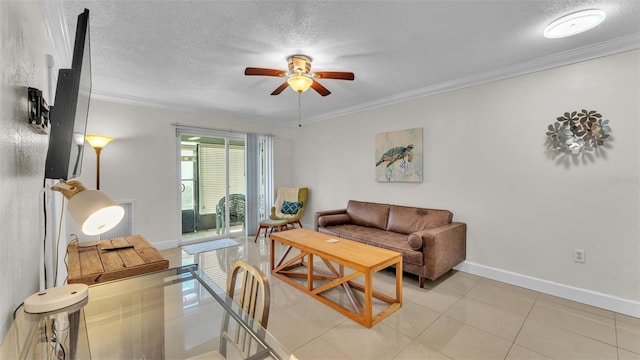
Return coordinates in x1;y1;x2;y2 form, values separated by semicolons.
67;235;169;285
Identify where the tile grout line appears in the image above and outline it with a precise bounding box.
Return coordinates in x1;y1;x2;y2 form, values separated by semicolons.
383;277;467;360
503;290;543;359
535;298;622;350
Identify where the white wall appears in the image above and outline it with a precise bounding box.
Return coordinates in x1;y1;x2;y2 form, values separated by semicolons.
74;99;293;249
0;1;52;342
293;50;640;316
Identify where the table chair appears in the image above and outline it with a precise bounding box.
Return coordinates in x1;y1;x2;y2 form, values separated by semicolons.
219;260;271;358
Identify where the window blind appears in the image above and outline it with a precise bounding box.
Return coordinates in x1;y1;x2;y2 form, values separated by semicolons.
198;141;245;215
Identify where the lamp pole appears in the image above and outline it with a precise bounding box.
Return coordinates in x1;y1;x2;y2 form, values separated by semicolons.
85;134;114;190
94;146;103;190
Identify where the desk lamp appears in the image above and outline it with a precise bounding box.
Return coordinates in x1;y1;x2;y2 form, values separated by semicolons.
23;180;124;313
52;180;124;238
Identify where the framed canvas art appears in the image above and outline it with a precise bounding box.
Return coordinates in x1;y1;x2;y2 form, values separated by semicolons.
375;128;422;182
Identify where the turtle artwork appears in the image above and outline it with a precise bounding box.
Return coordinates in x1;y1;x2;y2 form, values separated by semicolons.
375;128;422;182
376;144;414;167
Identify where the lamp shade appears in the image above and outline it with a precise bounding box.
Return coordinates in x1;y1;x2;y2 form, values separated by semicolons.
53;180;124;236
287;75;313;93
68;190;124;236
85;134;114;149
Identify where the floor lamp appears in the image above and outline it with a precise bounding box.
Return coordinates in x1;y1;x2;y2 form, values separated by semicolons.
85;134;114;190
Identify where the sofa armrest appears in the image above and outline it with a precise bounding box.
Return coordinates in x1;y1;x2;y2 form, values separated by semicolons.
421;222;467;281
314;208;347;230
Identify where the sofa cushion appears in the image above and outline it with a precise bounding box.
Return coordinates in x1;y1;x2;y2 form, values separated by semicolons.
319;224;423;265
386;205;453;234
317;213;351;227
346;200;390;231
407;233;423;250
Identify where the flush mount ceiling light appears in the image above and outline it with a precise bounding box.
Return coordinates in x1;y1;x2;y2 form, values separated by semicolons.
544;9;606;39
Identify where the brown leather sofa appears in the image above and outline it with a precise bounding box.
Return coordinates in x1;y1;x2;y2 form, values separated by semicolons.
314;200;466;287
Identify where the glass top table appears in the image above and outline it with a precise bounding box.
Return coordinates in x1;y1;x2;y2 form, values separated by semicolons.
1;265;291;360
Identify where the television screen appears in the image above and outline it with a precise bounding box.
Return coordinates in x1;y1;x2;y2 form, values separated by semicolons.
45;9;91;180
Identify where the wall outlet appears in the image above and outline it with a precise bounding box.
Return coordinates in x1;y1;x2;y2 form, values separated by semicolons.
574;249;585;263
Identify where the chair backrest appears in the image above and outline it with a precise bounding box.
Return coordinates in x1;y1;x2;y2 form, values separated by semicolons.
226;260;270;326
219;260;271;358
273;187;308;219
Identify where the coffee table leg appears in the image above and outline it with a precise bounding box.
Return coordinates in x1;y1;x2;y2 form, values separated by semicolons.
270;238;292;272
365;272;373;327
396;260;403;303
271;240;294;272
274;245;292;269
308;254;313;291
270;237;274;271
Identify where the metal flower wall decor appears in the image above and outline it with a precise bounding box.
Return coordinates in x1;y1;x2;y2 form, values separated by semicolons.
545;110;611;156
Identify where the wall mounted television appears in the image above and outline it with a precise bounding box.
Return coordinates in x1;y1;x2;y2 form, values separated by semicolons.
45;9;91;180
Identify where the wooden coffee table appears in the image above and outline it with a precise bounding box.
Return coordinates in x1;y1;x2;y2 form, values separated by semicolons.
269;228;402;328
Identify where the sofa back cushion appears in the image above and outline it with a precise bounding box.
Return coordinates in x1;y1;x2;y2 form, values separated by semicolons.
346;200;390;231
387;205;453;234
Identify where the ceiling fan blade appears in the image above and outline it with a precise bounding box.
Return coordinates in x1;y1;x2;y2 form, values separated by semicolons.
245;67;287;77
270;81;289;95
313;71;355;81
311;80;331;96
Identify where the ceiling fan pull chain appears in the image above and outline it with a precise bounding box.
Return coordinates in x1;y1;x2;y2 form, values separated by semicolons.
298;91;302;127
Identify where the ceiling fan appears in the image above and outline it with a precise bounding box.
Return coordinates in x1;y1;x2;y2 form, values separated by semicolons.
244;55;355;97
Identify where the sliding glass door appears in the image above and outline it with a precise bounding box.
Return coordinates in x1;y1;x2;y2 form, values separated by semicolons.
180;134;246;242
176;126;273;244
199;138;246;235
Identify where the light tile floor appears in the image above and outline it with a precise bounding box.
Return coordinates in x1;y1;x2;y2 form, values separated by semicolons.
160;236;640;360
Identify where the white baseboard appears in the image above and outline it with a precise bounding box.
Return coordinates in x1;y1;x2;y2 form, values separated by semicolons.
455;261;640;318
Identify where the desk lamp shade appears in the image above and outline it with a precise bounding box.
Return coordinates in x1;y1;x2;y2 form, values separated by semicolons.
53;180;124;236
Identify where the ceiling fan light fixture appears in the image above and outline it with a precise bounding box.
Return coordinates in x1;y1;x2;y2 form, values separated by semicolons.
544;9;606;39
288;75;313;93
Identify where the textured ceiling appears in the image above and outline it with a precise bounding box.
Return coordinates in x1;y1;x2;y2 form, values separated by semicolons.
49;1;640;126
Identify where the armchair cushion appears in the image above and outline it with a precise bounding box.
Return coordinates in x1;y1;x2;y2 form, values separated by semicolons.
281;201;303;214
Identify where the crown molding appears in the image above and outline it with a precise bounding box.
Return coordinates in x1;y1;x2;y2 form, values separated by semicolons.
305;33;640;124
90;89;289;127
